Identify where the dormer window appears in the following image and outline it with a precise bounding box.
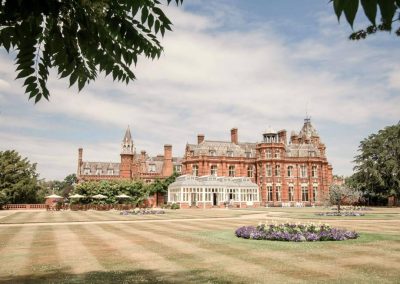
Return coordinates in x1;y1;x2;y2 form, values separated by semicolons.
227;150;233;157
96;169;102;175
245;152;252;158
174;165;182;173
149;164;156;172
209;150;216;156
107;169;114;175
84;168;91;175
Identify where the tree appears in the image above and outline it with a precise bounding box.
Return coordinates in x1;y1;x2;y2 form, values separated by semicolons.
0;0;183;103
0;150;42;205
328;184;362;213
331;0;400;40
148;172;180;205
351;123;400;201
74;179;149;206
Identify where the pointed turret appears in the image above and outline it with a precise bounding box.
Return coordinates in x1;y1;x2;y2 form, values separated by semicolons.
299;117;319;140
121;126;135;155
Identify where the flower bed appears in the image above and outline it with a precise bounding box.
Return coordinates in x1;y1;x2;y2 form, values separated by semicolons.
119;209;165;216
316;212;365;217
235;222;359;242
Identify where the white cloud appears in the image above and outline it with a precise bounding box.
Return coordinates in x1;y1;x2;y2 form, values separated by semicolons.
0;4;399;179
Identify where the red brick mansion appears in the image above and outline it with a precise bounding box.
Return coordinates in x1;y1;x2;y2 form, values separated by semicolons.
182;118;333;206
77;127;182;183
77;118;333;206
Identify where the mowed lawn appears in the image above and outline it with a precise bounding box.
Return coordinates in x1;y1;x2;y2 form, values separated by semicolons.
0;208;399;283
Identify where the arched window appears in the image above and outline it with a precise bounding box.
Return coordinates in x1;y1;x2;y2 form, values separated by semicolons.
275;165;281;176
312;166;318;178
192;165;199;176
266;164;272;177
287;166;293;177
247;166;254;177
210;165;218;176
228;165;235;177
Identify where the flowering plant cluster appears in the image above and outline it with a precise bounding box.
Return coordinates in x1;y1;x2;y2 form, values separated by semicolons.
235;222;359;242
316;212;365;217
119;209;165;216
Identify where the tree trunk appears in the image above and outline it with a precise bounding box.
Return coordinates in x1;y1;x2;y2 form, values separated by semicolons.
337;202;341;213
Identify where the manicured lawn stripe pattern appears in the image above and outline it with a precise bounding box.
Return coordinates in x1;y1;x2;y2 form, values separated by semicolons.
0;209;399;283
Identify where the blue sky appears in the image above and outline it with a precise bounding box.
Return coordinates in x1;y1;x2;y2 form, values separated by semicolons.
0;1;399;180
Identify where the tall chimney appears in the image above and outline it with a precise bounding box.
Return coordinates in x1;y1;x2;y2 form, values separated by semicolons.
231;128;238;144
77;148;83;176
162;144;173;177
197;134;205;144
278;130;287;144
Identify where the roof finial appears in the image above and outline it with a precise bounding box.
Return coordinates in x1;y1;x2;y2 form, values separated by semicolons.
305;102;311;123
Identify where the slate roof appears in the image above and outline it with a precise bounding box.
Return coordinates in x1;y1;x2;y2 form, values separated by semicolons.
187;141;256;157
82;162;120;176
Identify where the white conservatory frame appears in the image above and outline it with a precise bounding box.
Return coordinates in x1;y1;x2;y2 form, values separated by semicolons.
168;175;260;208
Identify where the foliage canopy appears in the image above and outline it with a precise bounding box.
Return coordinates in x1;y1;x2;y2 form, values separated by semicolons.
0;0;182;103
331;0;400;39
351;123;400;198
0;150;42;205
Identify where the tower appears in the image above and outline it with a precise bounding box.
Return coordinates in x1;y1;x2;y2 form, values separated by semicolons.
120;126;135;179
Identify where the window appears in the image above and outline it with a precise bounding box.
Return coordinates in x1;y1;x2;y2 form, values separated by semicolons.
312;166;318;178
267;186;273;201
302;186;309;201
174;165;182;173
313;186;318;202
107;169;114;175
276;186;281;201
245;152;252;158
209;150;216;156
274;151;280;159
289;186;294;201
266;164;272;177
300;165;307;178
228;165;235;177
275;165;281;176
210;165;218;176
84;168;91;175
266;150;272;158
227;150;233;157
149;164;156;172
247;166;254;177
192;165;199;176
287;166;293;177
96;168;102;175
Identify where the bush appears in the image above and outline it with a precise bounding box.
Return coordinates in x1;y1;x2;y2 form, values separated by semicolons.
235;222;359;242
170;203;180;210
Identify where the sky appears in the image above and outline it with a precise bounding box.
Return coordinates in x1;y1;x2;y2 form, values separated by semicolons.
0;1;399;180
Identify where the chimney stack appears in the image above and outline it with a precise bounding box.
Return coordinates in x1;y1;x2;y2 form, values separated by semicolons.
278;130;287;144
197;134;205;144
162;144;173;177
231;128;238;144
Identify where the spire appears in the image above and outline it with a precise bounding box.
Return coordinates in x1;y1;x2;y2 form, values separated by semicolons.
299;117;318;139
121;126;135;155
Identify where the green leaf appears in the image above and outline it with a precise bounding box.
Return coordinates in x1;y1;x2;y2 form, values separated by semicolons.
141;7;149;24
378;0;396;26
69;71;78;87
148;14;154;30
16;67;34;79
344;0;359;28
333;0;345;21
361;0;377;25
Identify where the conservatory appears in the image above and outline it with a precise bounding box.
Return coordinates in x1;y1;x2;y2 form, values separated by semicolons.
167;175;260;208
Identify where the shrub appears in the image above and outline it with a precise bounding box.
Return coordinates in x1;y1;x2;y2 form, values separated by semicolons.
235;222;359;242
170;203;180;210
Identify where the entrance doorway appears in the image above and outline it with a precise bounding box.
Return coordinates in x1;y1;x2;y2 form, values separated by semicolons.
213;193;218;206
191;193;197;206
229;193;233;201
